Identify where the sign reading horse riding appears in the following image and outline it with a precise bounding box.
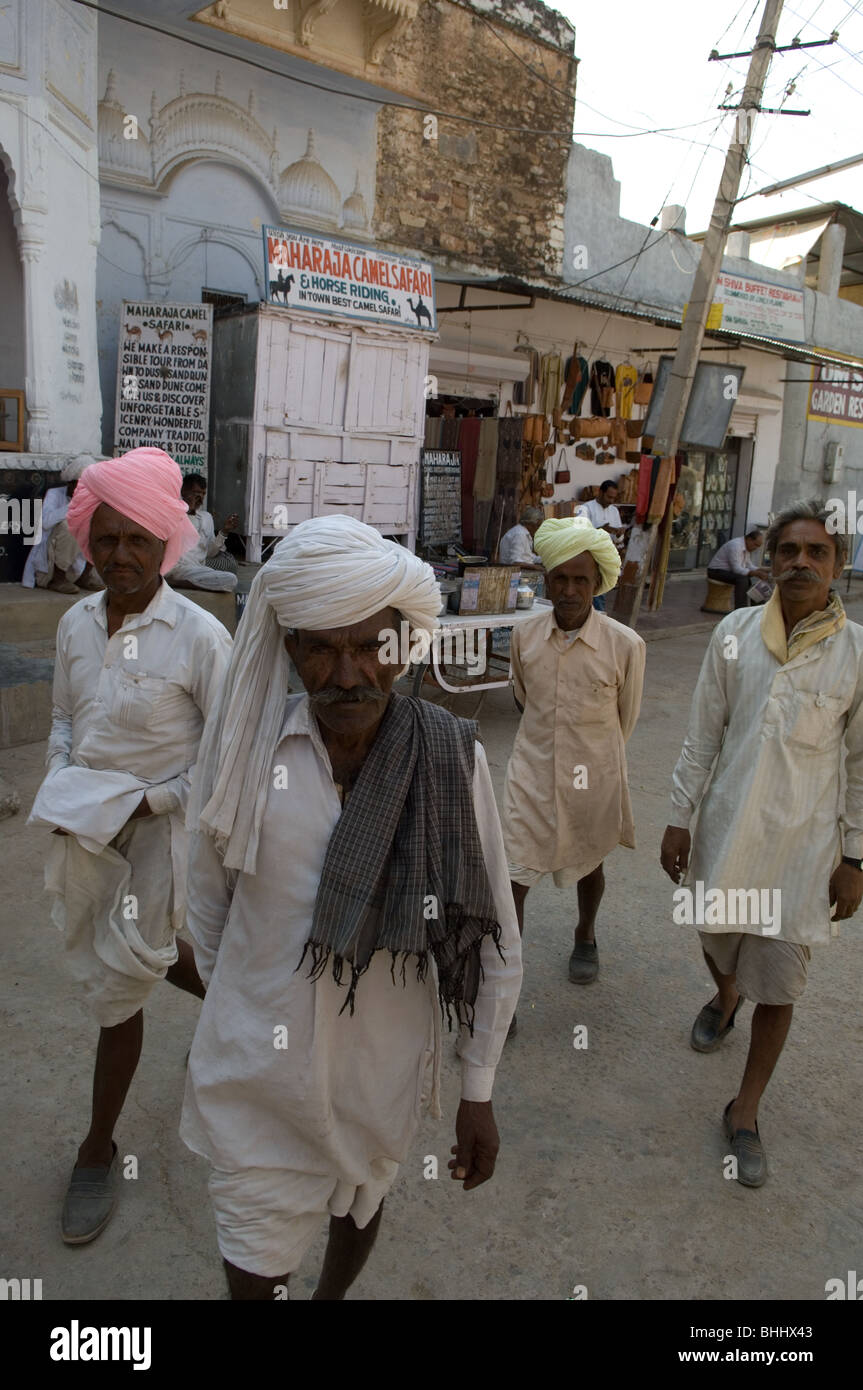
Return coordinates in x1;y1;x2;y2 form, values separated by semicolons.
263;225;437;332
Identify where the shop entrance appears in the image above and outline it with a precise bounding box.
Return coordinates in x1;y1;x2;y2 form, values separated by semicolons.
669;440;741;571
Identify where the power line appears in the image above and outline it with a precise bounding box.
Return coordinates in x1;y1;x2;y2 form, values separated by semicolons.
474;9;731;144
785;0;863;67
802;44;863;95
801;0;830;26
69;0;577;141
572;112;729;368
714;0;762;49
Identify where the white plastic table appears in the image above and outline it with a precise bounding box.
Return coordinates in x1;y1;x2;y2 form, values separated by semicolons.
416;599;553;699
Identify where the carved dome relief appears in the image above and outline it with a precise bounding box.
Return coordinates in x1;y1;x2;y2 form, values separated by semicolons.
97;72;371;235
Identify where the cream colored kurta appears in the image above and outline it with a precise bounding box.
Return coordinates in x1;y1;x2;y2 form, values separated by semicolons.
670;602;863;946
502;604;646;877
181;694;522;1181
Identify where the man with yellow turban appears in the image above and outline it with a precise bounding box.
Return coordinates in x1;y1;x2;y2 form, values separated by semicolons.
502;516;645;1012
27;448;232;1245
182;514;521;1299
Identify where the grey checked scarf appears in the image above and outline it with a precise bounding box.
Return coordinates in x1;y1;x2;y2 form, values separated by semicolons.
298;693;502;1030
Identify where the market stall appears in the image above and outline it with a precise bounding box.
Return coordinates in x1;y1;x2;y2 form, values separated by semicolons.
208;225;438;561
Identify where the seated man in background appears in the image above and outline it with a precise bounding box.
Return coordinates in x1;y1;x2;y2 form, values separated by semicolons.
22;455;102;594
167;473;239;593
707;528;769;610
499;506;544;568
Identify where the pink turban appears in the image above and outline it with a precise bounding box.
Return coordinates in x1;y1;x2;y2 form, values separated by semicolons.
66;448;199;573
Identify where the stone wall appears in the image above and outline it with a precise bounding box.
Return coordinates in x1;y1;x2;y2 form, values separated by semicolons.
374;0;576;279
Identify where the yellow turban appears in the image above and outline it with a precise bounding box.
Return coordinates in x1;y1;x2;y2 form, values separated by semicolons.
534;515;621;595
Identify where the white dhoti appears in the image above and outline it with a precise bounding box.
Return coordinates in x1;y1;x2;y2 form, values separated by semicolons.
168;559;237;592
45;816;178;1027
208;1162;397;1277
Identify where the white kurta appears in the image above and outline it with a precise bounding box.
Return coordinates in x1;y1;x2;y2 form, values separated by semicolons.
181;694;522;1182
175;508;224;567
499;524;540;566
576;499;623;531
670;607;863;945
29;582;233;915
21;486;85;587
168;509;236;592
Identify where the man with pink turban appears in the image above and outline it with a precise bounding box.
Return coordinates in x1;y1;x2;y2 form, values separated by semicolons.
28;447;232;1246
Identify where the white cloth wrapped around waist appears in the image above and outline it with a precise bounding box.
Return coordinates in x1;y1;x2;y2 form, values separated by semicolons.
45;821;180;1028
28;765;151;853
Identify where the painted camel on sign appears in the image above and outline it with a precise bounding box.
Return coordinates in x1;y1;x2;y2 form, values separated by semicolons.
407;296;433;327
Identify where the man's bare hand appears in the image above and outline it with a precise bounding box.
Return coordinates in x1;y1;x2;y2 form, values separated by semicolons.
448;1099;499;1191
661;825;691;884
829;863;863;920
125;795;153;826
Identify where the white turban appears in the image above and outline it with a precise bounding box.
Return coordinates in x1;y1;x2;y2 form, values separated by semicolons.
534;515;621;595
188;515;442;874
60;453;99;483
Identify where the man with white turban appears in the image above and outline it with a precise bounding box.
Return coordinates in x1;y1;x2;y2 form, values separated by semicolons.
28;447;232;1245
182;514;521;1300
21;455;102;593
502;516;645;1012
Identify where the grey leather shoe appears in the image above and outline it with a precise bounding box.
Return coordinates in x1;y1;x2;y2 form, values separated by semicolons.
568;942;598;984
723;1101;767;1188
61;1142;118;1245
690;995;742;1053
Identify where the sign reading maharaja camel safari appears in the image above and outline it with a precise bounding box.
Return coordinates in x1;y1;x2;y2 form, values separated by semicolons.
263;225;437;331
114;301;214;474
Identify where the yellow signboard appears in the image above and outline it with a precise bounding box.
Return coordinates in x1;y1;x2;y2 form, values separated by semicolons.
682;302;724;330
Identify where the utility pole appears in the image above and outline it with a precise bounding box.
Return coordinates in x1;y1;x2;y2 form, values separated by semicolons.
614;0;786;628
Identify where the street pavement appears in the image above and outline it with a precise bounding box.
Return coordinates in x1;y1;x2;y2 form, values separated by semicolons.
1;622;861;1301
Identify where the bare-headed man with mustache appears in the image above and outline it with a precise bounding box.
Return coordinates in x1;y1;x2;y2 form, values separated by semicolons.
661;500;863;1188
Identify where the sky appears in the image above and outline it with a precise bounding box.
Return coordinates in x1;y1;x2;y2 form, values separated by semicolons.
554;0;863;235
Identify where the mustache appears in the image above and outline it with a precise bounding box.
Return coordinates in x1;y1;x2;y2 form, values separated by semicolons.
777;569;821;584
310;686;386;706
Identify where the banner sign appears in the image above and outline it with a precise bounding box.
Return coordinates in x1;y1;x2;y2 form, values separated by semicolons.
114;301;213;473
263;225;437;331
808;352;863;428
711;271;805;343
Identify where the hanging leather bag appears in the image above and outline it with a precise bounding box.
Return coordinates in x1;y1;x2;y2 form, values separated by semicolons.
578;417;608;438
553;447;570;485
634;370;654;406
540;456;554;497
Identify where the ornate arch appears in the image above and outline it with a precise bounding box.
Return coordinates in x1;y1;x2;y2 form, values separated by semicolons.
162;226;265;296
154;150;281;220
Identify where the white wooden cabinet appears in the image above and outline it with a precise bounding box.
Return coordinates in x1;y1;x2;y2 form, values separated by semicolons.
210;306;432;561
